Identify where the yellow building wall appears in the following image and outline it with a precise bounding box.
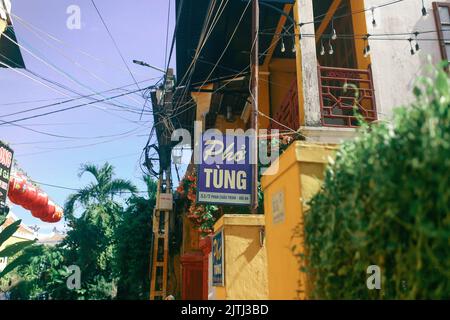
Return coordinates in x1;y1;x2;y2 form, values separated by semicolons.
182;216;200;254
261;142;337;299
0;19;6;35
191;84;213;123
215;115;246;132
213;214;268;300
258;71;271;129
268;58;296;118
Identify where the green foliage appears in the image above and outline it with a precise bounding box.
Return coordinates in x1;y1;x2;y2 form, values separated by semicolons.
0;218;35;279
8;245;74;300
0;220;22;247
114;176;157;300
0;240;35;258
60;162;137;299
4;164;157;300
302;66;450;299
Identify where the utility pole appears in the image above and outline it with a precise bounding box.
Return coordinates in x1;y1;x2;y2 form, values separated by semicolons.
146;68;175;300
149;166;172;300
251;0;259;213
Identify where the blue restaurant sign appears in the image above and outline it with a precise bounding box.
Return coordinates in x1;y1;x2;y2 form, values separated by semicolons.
212;229;224;286
197;134;253;206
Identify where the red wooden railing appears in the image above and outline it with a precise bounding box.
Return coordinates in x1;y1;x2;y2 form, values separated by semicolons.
318;65;377;127
269;78;299;132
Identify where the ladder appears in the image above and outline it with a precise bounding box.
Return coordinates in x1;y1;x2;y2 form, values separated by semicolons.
149;167;172;300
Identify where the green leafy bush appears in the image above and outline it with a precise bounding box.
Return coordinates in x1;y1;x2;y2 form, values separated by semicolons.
0;217;35;280
114;176;157;300
304;65;450;299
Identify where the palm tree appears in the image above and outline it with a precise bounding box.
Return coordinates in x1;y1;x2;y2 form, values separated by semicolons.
64;163;137;222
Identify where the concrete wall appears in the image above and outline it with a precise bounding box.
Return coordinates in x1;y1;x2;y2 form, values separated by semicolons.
268;58;297;118
212;215;268;300
364;0;444;120
261;142;337;299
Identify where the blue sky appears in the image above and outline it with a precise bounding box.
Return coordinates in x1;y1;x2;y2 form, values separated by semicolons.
1;0;175;233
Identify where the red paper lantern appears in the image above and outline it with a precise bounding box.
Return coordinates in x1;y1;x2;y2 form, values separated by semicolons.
31;206;48;219
42;200;56;220
34;191;49;209
8;176;27;205
22;184;39;210
7;178;18;204
47;206;63;223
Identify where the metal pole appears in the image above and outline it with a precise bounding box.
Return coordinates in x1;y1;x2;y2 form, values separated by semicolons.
251;0;259;213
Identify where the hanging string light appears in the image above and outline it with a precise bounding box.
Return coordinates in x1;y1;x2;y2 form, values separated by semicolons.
363;35;371;58
371;7;377;27
328;39;334;55
320;38;325;56
331;18;337;40
298;23;303;40
292;35;296;53
281;36;286;53
421;0;427;16
408;38;415;55
414;31;420;51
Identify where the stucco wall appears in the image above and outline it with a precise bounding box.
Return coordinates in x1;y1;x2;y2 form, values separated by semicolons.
364;0;443;119
212;215;268;300
261;142;337;300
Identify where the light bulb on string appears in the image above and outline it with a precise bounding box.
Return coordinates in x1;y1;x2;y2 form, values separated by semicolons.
421;0;427;16
298;23;303;40
408;38;415;55
328;39;334;55
364;44;371;58
371;7;377;27
414;31;420;51
331;19;337;40
292;37;296;53
281;36;286;53
320;39;325;56
363;35;371;58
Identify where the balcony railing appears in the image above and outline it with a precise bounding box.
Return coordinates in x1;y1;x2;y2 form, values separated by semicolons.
269;78;299;132
318;65;377;127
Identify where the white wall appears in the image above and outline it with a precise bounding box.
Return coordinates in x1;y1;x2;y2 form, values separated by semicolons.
364;0;445;120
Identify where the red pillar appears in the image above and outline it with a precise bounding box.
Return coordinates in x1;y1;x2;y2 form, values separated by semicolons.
180;236;211;300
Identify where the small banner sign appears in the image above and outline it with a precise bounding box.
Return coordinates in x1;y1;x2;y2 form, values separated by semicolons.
0;141;13;210
212;229;224;286
157;193;173;210
197;134;253;206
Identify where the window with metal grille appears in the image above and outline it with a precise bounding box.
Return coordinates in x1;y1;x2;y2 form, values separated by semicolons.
433;2;450;61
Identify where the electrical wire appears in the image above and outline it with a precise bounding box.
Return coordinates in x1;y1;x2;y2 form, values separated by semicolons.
11;13;150;78
0;86;151;127
298;0;407;27
194;0;252;103
14;127;148;158
164;0;172;71
172;0;231;114
90;0;141;92
165;0;184;73
29;180;150;194
0;70;153;120
162;22;294;125
1;31;149;118
0;53;155;126
0;76;158;107
14;16;146;106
